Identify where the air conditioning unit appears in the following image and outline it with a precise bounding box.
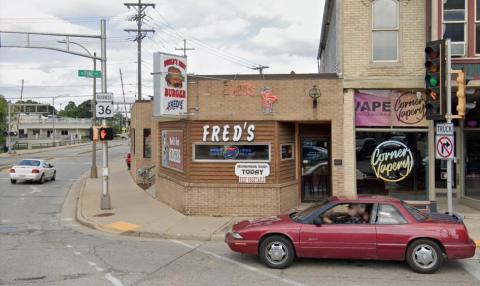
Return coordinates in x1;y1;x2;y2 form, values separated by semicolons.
451;42;466;56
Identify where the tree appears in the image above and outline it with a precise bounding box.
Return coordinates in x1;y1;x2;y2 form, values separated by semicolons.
58;101;80;118
0;95;7;147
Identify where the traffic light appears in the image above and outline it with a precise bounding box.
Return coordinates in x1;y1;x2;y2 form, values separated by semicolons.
424;40;446;120
456;70;466;117
98;127;113;141
455;70;475;118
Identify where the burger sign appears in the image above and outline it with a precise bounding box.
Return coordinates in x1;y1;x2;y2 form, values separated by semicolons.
153;52;188;116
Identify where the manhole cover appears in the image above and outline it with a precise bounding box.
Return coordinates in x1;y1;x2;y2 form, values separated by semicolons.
93;212;115;217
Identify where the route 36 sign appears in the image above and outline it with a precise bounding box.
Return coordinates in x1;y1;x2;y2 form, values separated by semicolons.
96;102;113;118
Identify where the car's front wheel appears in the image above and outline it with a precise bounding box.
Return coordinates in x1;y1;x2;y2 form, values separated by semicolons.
259;235;295;269
406;239;444;274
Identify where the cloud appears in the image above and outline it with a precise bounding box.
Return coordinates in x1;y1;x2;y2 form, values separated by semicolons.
0;0;325;105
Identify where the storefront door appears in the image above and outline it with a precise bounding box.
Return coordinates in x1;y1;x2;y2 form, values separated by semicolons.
301;138;330;202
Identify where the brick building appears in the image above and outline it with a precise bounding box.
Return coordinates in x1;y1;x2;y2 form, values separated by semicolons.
318;0;480;209
130;74;353;216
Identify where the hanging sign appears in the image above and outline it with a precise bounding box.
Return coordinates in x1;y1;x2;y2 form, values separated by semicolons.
153;52;187;116
370;140;414;182
235;163;270;183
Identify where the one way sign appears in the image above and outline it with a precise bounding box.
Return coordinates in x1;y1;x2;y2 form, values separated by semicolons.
436;135;454;160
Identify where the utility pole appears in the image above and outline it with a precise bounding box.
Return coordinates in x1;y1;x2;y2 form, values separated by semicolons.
251;65;270;75
7;102;13;154
119;68;127;130
175;39;195;57
91;52;98;178
52;97;56;146
124;0;155;101
446;39;453;215
100;19;111;210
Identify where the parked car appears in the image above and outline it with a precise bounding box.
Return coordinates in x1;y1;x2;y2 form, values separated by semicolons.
9;159;56;184
126;153;131;170
225;196;476;273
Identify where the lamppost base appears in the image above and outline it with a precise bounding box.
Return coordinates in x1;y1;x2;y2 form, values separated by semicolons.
100;192;111;210
90;166;98;178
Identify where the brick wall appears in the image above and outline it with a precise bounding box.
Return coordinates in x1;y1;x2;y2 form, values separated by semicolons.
342;0;425;88
129;101;154;183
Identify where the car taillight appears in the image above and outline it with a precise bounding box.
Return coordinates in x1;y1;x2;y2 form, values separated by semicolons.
32;169;40;174
9;168;15;173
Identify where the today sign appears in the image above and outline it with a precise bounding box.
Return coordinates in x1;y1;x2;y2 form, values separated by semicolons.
235;163;270;183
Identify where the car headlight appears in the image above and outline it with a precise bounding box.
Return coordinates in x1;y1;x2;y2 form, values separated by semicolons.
231;232;244;240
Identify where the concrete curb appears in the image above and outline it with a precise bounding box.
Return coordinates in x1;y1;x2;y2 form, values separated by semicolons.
74;175;227;242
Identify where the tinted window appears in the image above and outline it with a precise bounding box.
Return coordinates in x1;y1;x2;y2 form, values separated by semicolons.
18;160;41;166
377;204;407;224
402;202;427;221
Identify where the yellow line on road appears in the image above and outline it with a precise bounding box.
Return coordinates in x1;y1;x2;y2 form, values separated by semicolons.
475;240;480;247
103;221;140;232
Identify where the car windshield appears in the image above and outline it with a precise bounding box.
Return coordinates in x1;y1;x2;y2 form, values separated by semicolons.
402;202;427;221
290;200;329;221
18;160;41;166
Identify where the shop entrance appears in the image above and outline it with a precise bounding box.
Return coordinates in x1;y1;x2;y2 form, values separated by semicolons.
299;123;331;202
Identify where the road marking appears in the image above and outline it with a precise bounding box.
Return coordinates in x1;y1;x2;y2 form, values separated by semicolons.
103;221;141;232
74;251;81;255
62;218;74;222
95;266;104;272
29;186;42;194
170;240;306;286
105;273;124;286
88;261;96;266
66;244;72;248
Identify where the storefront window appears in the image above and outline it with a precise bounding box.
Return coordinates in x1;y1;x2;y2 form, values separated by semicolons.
193;143;270;162
143;129;151;158
465;131;480;199
281;144;294;160
356;132;428;200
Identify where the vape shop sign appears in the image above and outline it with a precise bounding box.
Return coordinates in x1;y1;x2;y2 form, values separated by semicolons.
235;163;270;183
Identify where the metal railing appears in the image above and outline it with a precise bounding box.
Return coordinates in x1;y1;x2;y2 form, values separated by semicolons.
29;139;90;149
18;117;92;125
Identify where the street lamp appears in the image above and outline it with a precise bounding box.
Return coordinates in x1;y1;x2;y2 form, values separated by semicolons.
309;85;321;108
58;40;98;179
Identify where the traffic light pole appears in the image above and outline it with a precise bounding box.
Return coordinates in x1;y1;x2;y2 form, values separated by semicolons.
91;52;98;179
446;39;454;215
100;19;111;210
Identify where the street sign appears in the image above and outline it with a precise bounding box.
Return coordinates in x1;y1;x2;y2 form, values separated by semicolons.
435;135;454;160
96;92;113;102
436;123;454;135
78;70;102;78
96;102;113;118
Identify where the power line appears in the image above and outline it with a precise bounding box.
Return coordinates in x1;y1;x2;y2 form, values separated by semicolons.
124;0;155;101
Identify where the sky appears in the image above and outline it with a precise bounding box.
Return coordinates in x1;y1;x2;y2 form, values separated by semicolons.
0;0;325;109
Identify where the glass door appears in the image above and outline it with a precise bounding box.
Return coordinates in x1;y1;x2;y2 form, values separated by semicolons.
301;138;330;202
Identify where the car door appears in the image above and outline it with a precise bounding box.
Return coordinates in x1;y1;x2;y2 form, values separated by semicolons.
299;203;377;259
43;162;53;178
374;203;413;261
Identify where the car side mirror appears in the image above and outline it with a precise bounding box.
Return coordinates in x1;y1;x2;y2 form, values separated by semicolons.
313;217;323;227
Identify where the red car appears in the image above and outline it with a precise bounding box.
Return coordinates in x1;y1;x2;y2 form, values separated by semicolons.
225;196;476;273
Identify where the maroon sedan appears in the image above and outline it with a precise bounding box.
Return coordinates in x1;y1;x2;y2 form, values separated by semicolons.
225;196;476;273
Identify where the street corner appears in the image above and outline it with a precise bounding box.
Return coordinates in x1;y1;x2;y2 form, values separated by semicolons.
103;221;141;233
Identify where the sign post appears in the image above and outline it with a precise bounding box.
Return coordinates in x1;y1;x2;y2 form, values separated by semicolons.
445;39;454;214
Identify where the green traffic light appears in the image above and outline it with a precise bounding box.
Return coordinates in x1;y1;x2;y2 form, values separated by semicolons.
426;75;438;87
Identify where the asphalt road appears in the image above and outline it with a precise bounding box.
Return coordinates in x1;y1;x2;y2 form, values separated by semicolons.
0;142;479;286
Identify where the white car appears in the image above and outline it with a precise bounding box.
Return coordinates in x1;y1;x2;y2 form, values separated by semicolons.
9;159;56;184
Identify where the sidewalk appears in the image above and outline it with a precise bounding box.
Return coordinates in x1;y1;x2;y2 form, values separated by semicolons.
77;159;237;241
77;159;480;245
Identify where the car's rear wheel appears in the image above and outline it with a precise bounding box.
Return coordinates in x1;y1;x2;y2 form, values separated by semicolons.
406;239;444;274
39;174;45;184
10;179;16;184
259;235;295;269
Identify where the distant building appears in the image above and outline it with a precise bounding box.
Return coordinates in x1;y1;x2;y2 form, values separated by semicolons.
13;113;91;149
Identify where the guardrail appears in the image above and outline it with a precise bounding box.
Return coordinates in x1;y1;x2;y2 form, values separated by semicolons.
28;139;90;149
